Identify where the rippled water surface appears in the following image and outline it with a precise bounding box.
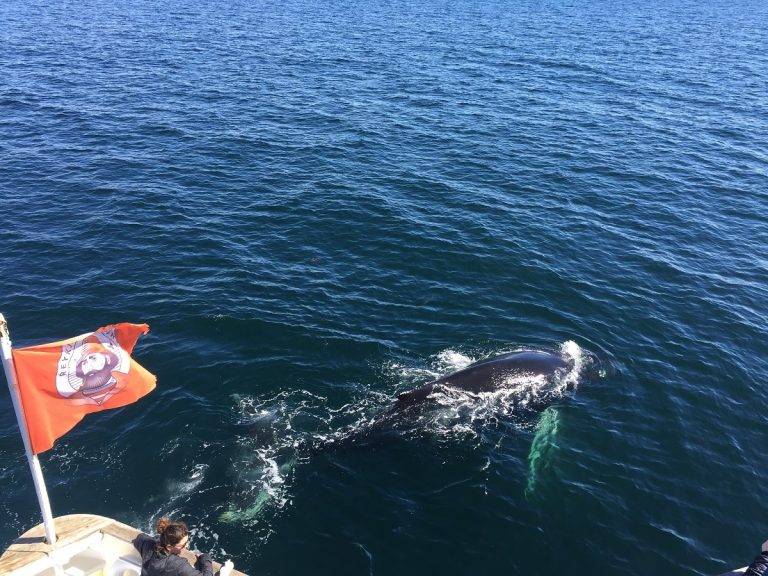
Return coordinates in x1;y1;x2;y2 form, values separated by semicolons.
1;1;767;575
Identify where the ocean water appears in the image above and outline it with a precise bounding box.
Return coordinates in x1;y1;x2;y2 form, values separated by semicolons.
1;0;767;574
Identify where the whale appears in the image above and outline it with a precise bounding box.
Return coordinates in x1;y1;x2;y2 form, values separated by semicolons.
232;347;590;441
394;349;575;409
233;347;585;441
221;344;599;523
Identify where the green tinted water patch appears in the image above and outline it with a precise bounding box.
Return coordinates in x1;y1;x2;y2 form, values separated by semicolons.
220;457;299;525
525;407;560;498
219;490;272;525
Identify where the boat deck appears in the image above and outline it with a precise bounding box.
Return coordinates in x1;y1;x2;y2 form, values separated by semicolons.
0;514;247;576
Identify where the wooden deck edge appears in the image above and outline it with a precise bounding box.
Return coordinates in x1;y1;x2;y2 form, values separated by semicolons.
1;514;248;576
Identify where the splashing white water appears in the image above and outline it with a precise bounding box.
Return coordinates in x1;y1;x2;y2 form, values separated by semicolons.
560;339;585;389
435;349;475;372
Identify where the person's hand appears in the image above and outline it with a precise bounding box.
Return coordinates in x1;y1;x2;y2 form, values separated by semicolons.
761;538;768;552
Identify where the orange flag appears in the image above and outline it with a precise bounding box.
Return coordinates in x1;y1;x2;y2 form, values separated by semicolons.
11;323;156;454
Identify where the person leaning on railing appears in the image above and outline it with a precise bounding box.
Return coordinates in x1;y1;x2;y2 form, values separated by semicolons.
133;517;213;576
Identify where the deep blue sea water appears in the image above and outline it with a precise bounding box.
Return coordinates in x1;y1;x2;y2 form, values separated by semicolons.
1;0;767;574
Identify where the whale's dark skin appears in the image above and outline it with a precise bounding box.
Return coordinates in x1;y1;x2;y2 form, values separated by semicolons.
395;350;571;408
234;349;585;449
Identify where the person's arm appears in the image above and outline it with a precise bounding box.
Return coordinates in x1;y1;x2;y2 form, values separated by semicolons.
171;553;213;576
745;540;768;576
194;552;213;576
132;533;156;561
746;552;768;576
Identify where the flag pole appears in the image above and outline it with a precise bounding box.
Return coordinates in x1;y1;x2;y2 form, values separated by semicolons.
0;313;57;545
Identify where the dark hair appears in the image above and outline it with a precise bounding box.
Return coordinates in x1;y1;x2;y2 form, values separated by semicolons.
156;517;189;554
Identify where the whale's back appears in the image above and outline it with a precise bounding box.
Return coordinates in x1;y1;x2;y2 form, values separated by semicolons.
396;350;570;406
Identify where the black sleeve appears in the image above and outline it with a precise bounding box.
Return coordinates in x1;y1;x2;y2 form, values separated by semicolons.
195;553;214;576
745;551;768;576
171;554;214;576
132;533;156;562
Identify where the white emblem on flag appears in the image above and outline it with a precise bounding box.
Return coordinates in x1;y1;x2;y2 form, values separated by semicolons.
55;329;131;405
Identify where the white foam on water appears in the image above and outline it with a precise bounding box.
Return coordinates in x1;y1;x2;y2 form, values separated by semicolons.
382;350;477;391
168;463;209;494
560;339;585;389
221;390;337;528
435;349;475;372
